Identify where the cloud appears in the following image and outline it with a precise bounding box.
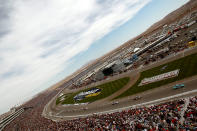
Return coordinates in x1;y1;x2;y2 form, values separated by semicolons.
0;0;13;37
0;0;151;113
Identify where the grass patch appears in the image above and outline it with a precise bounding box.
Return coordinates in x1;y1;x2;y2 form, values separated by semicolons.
115;52;197;99
61;77;130;104
56;93;72;105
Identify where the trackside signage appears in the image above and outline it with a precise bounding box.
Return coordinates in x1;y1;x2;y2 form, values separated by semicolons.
139;69;180;86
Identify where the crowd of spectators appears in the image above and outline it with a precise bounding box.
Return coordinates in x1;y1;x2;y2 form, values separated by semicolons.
4;95;196;131
182;97;197;130
3;89;60;131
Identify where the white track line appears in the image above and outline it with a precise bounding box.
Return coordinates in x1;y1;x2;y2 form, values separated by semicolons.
180;98;190;124
53;89;197;118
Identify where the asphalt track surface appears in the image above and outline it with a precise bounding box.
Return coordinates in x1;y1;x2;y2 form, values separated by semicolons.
43;47;197;121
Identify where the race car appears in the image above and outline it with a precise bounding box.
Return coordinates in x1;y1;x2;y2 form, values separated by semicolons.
173;84;185;89
112;101;119;105
133;96;142;100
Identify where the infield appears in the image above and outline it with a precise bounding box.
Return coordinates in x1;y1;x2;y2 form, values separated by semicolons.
57;77;130;105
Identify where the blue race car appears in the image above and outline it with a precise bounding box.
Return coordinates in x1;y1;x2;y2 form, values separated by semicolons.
173;84;185;89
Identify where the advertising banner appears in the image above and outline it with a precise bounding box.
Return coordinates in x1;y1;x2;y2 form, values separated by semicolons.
139;69;180;86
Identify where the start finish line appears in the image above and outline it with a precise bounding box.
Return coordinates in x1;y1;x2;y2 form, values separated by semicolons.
139;69;180;86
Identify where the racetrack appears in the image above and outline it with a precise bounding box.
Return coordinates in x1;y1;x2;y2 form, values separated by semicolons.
43;47;197;121
45;76;197;121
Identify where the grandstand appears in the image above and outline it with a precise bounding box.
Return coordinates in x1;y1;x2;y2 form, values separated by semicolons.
3;95;197;130
0;108;24;131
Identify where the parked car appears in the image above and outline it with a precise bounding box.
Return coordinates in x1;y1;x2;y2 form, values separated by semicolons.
173;84;185;89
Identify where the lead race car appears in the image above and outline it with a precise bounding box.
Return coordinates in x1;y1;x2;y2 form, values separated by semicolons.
173;84;185;89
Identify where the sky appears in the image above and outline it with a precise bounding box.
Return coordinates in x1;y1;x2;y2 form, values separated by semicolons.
0;0;189;114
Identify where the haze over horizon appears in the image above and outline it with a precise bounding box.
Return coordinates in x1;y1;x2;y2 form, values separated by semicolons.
0;0;189;114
